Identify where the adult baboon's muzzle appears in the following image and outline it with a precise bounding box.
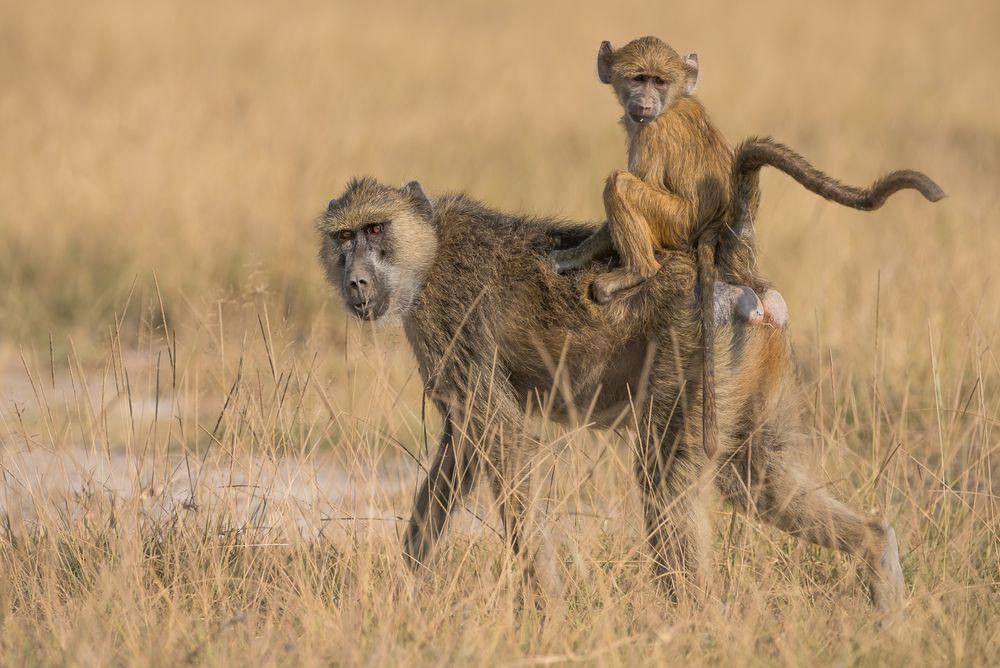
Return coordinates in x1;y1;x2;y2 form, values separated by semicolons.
353;301;382;321
347;267;375;302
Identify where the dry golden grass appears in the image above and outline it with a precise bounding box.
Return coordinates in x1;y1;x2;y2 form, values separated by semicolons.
1;0;998;665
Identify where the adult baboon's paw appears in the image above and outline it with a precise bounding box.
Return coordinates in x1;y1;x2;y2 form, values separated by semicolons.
870;524;906;615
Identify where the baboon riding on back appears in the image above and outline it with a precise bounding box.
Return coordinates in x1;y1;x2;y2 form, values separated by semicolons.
317;175;911;611
317;34;946;614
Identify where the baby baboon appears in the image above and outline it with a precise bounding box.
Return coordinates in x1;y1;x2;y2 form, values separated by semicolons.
552;36;944;456
553;35;943;303
318;177;905;611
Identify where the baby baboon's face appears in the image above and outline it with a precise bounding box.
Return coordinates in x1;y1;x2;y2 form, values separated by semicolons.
598;37;699;125
317;178;438;323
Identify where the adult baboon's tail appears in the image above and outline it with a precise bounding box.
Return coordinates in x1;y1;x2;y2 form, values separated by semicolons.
731;136;944;223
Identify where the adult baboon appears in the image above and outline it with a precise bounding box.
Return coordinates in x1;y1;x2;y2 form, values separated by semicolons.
317;178;904;610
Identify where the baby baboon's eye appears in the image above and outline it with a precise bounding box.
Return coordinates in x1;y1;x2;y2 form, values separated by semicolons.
653;76;666;86
367;223;384;236
632;75;645;84
331;229;354;242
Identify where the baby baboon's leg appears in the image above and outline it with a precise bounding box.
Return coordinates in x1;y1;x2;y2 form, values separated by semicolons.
591;172;663;303
402;417;480;570
593;171;697;304
719;432;904;611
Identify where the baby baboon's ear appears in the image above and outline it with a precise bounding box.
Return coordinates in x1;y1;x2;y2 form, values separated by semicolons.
402;180;433;219
682;52;699;95
326;197;340;211
597;41;615;84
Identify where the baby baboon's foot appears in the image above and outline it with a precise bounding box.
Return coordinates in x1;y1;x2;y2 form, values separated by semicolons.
713;283;764;327
592;267;654;303
869;524;906;614
761;288;789;328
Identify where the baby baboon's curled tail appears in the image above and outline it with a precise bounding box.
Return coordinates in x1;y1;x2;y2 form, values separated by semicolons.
730;136;945;230
707;135;944;461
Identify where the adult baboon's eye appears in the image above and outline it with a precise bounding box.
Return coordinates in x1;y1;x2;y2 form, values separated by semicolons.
367;223;384;236
332;229;354;241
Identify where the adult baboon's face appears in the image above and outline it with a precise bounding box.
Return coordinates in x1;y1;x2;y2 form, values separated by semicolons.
317;178;438;323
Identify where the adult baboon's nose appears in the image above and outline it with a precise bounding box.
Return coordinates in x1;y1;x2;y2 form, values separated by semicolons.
348;269;374;304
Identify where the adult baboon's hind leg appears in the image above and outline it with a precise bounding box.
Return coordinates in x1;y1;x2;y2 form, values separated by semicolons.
718;429;905;612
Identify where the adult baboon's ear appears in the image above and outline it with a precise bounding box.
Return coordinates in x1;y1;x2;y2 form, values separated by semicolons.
682;52;699;95
597;41;615;84
402;180;433;219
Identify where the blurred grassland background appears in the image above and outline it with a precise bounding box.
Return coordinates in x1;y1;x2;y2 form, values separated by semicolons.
0;0;998;665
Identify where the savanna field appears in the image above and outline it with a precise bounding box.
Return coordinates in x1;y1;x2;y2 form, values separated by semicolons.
1;0;998;664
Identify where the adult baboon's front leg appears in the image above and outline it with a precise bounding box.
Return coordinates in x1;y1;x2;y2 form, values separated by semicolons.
403;415;480;570
483;442;563;599
467;379;563;599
